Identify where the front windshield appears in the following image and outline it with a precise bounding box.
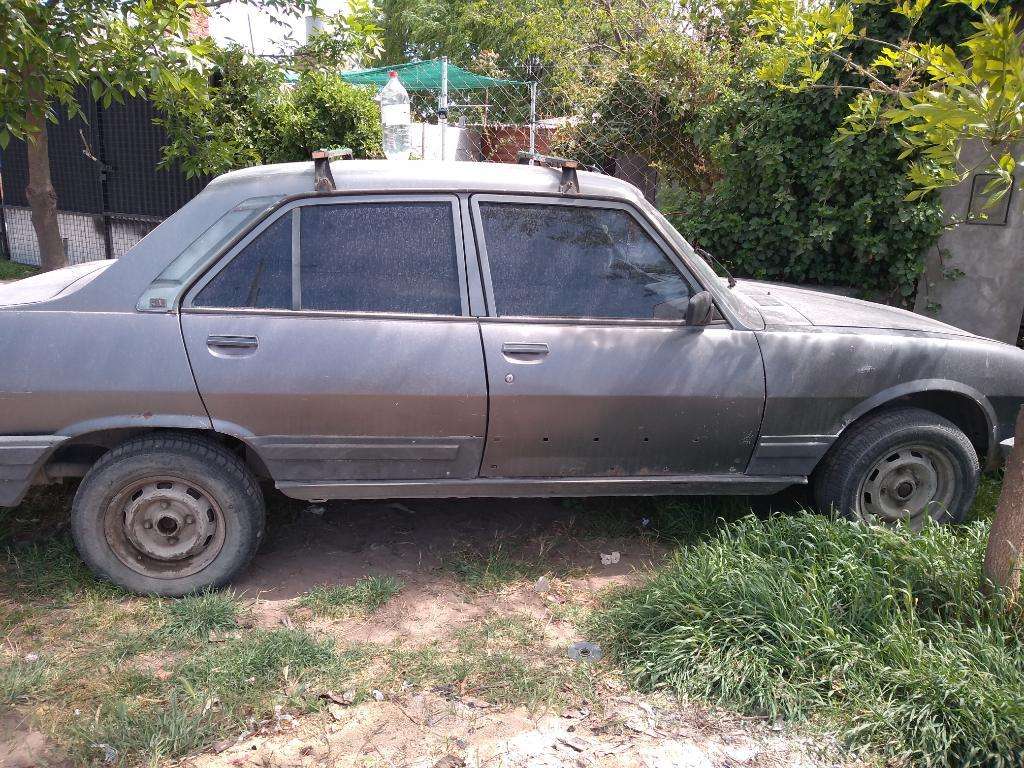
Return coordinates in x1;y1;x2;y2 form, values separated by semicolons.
638;199;765;329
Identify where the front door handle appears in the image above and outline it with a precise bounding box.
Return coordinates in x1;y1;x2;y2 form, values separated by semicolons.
207;334;259;350
501;342;549;356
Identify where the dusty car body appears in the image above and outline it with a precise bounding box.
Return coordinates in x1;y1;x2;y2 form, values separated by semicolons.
1;158;1021;594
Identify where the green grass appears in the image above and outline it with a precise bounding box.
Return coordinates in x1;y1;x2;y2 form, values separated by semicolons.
595;512;1024;767
967;472;1003;522
66;693;220;767
383;616;601;710
155;589;240;642
2;537;123;602
299;575;403;617
0;657;51;705
443;544;545;591
65;628;366;766
0;473;1012;766
0;260;38;281
571;494;757;543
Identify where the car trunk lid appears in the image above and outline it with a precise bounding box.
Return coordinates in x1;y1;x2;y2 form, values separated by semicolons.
0;261;113;307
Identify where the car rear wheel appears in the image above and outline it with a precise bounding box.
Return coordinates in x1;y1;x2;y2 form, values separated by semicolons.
71;433;264;596
814;407;980;529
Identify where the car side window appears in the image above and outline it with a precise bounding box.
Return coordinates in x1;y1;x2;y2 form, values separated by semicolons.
300;202;461;315
193;213;292;309
479;202;692;319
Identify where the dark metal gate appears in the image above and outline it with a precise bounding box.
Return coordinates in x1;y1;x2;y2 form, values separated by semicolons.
0;88;208;266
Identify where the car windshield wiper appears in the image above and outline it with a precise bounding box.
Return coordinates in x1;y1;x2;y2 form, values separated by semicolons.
695;246;737;289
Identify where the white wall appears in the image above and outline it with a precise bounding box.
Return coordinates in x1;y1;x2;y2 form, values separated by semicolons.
409;122;483;161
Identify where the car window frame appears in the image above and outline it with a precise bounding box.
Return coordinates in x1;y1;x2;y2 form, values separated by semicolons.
469;193;715;327
182;194;471;319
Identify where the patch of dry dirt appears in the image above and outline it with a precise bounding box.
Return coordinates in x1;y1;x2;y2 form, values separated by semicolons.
181;690;851;768
0;708;70;768
238;496;663;643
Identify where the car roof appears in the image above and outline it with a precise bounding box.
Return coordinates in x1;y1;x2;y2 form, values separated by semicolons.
205;160;646;204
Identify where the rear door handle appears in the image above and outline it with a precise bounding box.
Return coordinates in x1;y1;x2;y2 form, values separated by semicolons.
207;334;259;349
501;342;549;356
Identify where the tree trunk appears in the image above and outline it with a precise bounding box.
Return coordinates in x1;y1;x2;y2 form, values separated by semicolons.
24;94;67;272
983;405;1024;599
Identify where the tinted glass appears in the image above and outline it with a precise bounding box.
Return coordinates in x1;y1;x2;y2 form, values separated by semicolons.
193;213;292;309
139;195;281;311
300;202;461;315
480;203;691;319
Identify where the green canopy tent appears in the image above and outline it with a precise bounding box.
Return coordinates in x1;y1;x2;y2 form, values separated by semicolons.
340;57;539;157
340;58;529;91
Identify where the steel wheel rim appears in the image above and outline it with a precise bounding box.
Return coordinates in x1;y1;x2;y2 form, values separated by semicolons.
856;444;956;529
104;475;226;579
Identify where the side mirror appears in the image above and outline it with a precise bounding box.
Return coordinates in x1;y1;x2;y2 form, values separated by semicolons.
685;290;714;327
652;297;689;320
652;291;714;325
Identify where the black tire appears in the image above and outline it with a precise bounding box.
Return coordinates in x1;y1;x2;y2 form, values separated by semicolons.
814;406;980;527
71;432;264;596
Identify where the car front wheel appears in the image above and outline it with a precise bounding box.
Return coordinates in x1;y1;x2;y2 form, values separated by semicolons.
71;433;264;596
814;407;980;528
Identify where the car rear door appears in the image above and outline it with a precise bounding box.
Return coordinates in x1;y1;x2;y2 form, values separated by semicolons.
180;194;487;485
470;195;765;478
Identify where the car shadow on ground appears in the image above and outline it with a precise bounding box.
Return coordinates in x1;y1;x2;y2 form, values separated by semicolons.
234;485;815;600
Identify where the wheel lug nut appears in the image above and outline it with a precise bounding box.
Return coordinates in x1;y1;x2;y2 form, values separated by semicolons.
168;536;179;544
184;515;194;525
161;501;170;510
143;520;153;529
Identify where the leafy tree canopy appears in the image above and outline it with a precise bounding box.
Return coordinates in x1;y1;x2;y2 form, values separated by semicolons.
755;0;1024;207
0;0;310;149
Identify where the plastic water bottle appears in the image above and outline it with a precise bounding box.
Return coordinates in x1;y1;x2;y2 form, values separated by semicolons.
378;71;411;161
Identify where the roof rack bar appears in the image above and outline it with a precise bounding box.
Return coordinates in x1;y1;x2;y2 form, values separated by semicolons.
516;151;592;194
312;148;354;192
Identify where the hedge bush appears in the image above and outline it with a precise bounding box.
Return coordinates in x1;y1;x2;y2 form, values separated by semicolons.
161;47;382;177
660;1;983;303
668;88;945;303
268;71;382;164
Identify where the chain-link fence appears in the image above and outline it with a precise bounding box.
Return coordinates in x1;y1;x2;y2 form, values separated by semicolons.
378;57;667;202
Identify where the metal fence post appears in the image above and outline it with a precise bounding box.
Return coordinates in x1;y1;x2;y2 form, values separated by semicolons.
440;57;449;161
529;81;538;155
95;102;115;260
0;160;10;262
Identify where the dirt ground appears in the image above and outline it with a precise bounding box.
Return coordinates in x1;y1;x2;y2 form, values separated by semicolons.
1;490;852;768
236;496;662;633
184;690;843;768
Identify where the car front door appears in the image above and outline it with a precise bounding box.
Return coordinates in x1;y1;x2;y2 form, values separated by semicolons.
471;195;765;478
180;195;487;486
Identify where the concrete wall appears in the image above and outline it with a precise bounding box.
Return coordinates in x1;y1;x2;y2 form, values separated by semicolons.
914;142;1024;344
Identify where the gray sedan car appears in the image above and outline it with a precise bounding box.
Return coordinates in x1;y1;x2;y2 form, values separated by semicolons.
1;158;1020;595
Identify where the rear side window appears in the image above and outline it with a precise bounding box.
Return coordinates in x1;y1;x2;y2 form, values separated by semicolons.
479;202;691;319
299;202;461;315
193;214;292;309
